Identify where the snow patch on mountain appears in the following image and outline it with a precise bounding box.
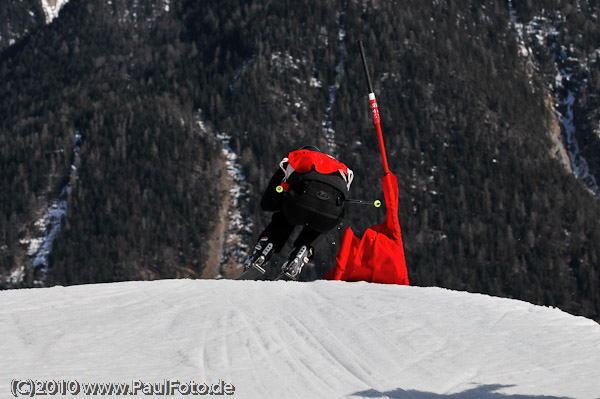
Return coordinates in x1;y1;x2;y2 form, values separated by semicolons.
196;110;252;277
508;0;600;199
270;51;311;117
214;131;253;269
321;12;345;157
40;0;70;23
16;134;82;286
229;56;256;92
1;280;599;398
553;62;600;197
110;0;170;26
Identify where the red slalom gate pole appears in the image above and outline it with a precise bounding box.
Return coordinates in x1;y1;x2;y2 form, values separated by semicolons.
358;40;391;174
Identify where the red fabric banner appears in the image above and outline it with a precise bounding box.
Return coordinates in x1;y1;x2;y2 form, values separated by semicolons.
324;173;409;285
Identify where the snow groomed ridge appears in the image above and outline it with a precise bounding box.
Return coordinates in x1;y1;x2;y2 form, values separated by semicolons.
1;279;599;398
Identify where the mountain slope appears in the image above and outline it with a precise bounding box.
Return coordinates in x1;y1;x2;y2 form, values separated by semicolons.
0;0;45;51
0;0;70;51
1;0;600;320
1;280;599;398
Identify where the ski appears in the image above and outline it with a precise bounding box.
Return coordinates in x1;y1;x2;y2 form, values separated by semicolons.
274;272;295;281
234;264;266;280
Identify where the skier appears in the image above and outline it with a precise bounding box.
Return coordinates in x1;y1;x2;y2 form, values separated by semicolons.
243;145;353;279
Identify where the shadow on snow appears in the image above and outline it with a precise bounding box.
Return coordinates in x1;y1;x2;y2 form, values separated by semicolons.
350;384;573;399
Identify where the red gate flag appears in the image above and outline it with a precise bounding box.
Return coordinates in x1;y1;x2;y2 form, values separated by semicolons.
324;40;408;285
324;172;409;285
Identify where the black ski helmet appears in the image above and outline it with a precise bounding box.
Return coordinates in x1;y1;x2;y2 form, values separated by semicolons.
300;145;320;152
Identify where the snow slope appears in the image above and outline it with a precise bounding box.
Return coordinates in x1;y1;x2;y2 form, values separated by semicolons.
1;280;599;399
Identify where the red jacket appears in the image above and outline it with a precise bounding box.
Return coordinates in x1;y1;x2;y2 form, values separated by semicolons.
281;149;353;191
261;149;353;211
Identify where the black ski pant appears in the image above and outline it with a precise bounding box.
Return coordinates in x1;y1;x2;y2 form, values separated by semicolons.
260;211;321;253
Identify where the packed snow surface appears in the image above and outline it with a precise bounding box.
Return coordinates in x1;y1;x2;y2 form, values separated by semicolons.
1;279;599;398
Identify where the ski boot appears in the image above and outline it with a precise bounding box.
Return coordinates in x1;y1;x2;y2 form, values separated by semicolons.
243;236;275;274
279;245;313;280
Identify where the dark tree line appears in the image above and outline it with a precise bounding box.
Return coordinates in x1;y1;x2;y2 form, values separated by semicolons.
0;0;45;51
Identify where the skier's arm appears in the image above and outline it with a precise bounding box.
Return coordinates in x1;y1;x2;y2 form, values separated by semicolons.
260;168;285;211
